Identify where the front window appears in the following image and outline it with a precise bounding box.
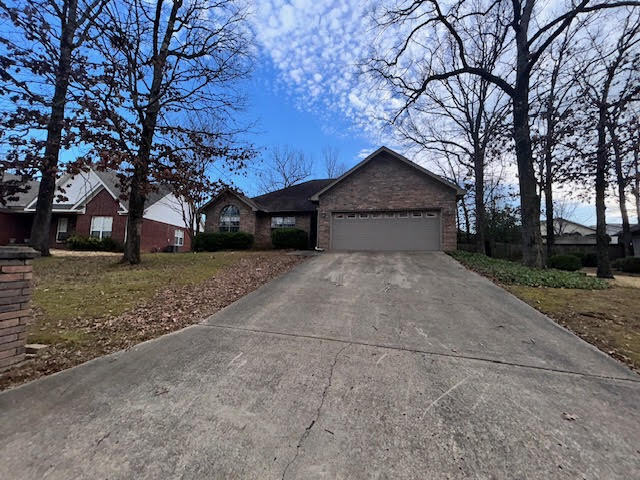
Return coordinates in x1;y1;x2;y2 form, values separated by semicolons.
271;216;296;228
56;217;69;243
90;216;113;239
219;205;240;232
174;229;184;246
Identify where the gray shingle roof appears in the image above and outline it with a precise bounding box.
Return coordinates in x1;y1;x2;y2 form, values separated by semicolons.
251;179;334;212
1;169;172;212
0;173;39;208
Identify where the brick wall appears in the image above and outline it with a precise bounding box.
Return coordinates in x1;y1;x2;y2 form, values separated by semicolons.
75;188;128;243
316;152;458;250
140;218;192;252
255;213;313;248
0;246;38;373
203;192;256;236
0;211;33;245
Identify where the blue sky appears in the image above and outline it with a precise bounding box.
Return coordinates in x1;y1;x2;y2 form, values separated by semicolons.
230;61;373;197
225;0;636;226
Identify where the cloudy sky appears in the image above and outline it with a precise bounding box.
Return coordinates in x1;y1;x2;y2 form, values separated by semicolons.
228;0;634;226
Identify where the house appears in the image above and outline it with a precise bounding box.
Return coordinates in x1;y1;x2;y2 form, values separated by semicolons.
540;218;619;245
201;146;464;251
618;224;640;257
631;225;640;257
0;168;191;252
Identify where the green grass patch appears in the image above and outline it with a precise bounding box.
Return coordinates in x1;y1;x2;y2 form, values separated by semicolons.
448;250;609;290
33;252;246;324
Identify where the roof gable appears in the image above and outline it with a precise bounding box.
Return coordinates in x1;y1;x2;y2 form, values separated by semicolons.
200;188;261;212
309;146;465;201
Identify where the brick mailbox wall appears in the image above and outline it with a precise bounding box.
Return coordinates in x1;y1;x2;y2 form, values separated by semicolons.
0;246;38;373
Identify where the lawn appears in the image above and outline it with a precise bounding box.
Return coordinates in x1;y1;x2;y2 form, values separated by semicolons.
449;251;639;372
1;251;304;390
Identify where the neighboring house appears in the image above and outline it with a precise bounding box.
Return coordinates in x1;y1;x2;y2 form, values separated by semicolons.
631;225;640;257
201;146;464;251
0;168;191;252
541;218;619;245
618;224;640;257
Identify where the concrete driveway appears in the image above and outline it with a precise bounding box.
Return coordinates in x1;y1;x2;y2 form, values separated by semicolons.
1;252;639;479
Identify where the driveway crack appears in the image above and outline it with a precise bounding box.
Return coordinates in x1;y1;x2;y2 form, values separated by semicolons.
281;343;350;479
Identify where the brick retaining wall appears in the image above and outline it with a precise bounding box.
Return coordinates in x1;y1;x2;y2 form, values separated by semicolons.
0;246;38;373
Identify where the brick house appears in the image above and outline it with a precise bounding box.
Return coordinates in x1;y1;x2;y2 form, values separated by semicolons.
201;146;464;251
0;168;191;252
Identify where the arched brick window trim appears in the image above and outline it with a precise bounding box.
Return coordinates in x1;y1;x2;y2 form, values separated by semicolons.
219;205;240;232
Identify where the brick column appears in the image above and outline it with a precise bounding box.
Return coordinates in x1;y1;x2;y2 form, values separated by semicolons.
0;246;38;373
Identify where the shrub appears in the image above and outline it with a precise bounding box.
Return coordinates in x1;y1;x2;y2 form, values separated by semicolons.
581;252;598;267
67;235;123;252
67;235;104;251
271;228;308;249
100;236;124;252
611;258;626;270
193;232;254;251
615;257;640;274
447;250;608;289
548;254;582;272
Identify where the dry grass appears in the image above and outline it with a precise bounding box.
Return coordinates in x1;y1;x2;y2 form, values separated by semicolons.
1;251;304;390
508;285;640;371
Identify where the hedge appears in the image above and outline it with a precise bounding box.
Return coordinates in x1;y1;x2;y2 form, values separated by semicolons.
548;254;582;272
271;228;308;249
67;235;124;252
193;232;254;251
612;256;640;273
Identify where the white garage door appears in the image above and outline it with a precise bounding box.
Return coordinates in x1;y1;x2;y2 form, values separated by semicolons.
331;211;441;251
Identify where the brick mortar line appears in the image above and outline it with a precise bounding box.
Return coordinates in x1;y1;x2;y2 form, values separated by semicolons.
199;322;640;384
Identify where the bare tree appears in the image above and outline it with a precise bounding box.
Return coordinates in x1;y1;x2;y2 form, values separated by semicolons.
0;0;108;255
322;146;347;178
93;0;252;264
368;0;640;267
394;14;510;255
578;12;640;276
531;24;589;259
158;118;255;249
258;145;313;193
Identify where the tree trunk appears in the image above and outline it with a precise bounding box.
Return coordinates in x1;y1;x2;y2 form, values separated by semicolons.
473;150;486;255
460;197;471;242
513;16;543;268
513;84;543;267
122;0;182;264
608;122;632;256
544;151;554;261
634;134;640;222
29;0;78;256
595;105;613;278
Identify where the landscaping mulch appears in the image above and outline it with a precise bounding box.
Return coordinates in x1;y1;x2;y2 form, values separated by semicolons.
1;253;304;390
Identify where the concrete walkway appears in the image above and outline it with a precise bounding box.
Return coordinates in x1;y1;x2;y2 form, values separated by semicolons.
1;252;639;479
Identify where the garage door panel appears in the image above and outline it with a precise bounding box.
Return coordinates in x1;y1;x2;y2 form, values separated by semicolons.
331;212;440;251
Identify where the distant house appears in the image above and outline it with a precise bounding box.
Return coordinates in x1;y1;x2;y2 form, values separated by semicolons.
0;168;191;252
617;225;640;257
540;218;619;245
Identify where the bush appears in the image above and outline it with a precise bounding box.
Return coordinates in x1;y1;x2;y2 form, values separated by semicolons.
613;256;640;273
193;232;254;251
67;235;123;252
548;254;582;272
581;252;598;267
67;235;103;251
271;228;308;249
100;236;124;252
611;258;626;270
448;250;608;289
